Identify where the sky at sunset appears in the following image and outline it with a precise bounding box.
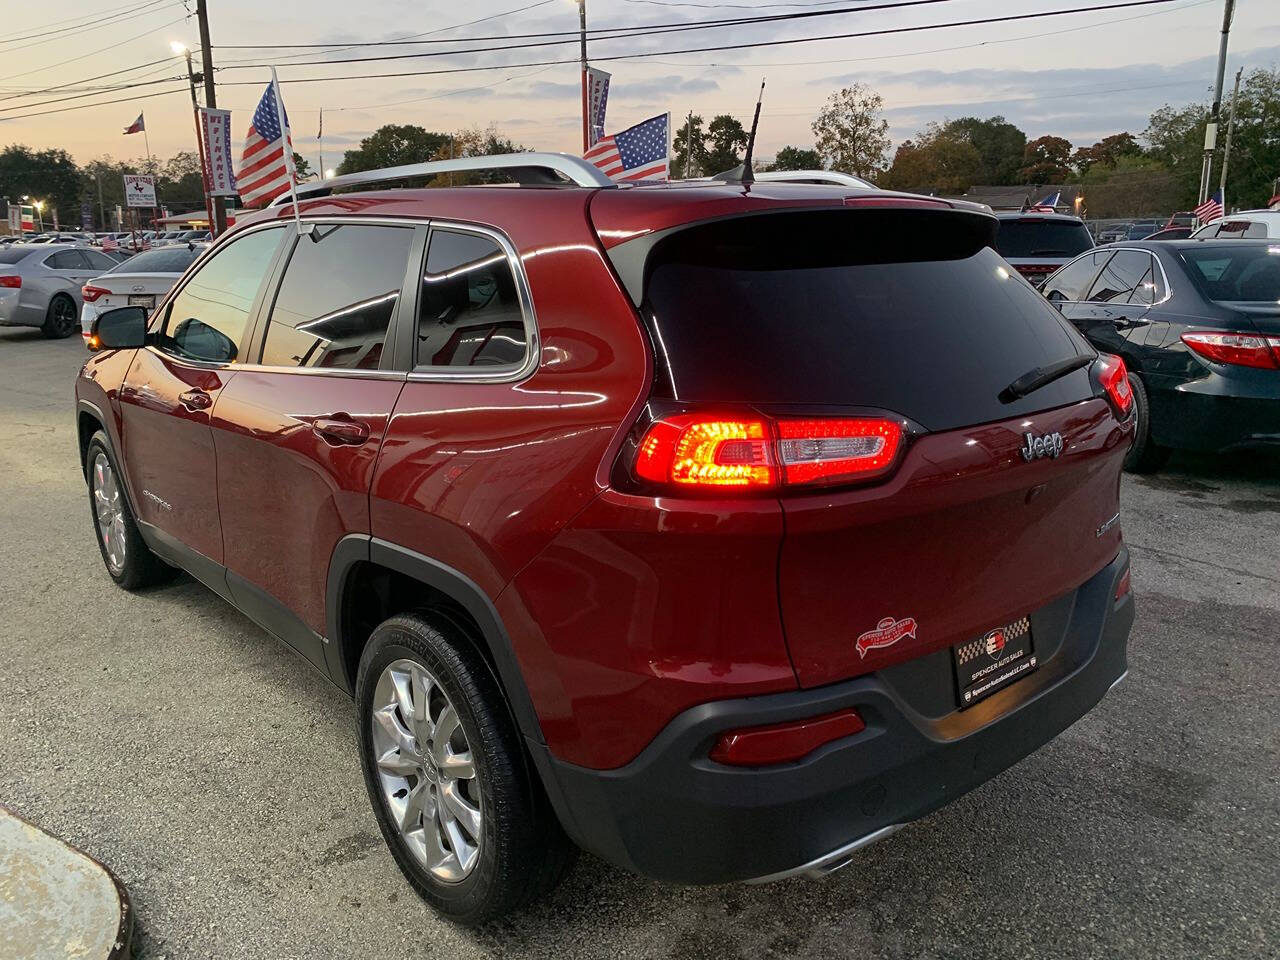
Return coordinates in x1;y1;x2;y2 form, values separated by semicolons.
3;0;1278;175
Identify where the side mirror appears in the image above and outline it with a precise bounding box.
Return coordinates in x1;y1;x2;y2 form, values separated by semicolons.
90;306;148;351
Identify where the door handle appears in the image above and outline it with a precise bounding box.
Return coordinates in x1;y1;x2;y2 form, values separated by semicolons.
179;388;212;410
313;416;370;446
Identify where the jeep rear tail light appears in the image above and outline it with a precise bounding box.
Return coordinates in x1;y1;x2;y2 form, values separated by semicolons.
1181;331;1280;370
81;284;110;303
0;275;20;288
632;414;904;492
710;709;865;767
1095;354;1134;418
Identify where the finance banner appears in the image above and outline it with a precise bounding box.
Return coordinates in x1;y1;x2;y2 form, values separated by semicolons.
199;107;238;197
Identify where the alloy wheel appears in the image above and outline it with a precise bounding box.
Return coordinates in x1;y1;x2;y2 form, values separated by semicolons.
53;298;76;336
92;452;126;574
371;658;483;882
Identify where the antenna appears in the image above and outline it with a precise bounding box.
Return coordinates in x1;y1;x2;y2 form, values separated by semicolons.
739;79;766;185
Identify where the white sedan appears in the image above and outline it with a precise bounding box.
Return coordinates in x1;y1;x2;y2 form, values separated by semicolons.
80;243;208;339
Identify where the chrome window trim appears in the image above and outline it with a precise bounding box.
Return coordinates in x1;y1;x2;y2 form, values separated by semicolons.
407;219;540;385
1047;246;1172;307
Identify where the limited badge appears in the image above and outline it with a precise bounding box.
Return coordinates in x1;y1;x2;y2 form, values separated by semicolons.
855;616;917;659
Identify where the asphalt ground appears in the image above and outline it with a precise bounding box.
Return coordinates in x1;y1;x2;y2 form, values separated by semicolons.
1;326;1277;960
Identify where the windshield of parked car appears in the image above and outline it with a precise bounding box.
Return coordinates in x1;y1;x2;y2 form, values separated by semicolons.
1180;245;1280;301
994;219;1094;258
105;247;202;274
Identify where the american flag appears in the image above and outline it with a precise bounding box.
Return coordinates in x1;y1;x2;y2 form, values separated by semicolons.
1193;189;1223;224
101;234;118;252
584;113;669;182
237;80;294;208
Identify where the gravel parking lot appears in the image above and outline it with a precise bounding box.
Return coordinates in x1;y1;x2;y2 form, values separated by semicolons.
2;327;1277;960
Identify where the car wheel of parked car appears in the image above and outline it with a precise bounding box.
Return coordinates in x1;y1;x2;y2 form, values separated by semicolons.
85;432;177;589
356;612;574;926
1123;373;1171;474
42;294;78;339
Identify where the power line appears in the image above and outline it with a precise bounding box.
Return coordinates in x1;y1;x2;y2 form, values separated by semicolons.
0;57;176;104
215;0;968;50
0;85;187;123
213;0;1185;86
0;16;191;84
0;74;188;115
0;0;179;52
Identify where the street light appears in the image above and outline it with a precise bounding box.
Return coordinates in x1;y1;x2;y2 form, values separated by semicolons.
170;40;187;55
324;169;335;179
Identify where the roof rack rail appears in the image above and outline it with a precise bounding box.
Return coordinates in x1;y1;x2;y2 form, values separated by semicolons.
752;170;875;189
271;151;614;206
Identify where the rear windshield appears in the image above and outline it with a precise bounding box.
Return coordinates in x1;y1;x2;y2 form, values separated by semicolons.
994;219;1093;258
641;210;1095;432
1179;245;1280;301
106;247;201;274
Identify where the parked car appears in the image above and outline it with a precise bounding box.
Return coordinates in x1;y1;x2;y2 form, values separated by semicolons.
992;211;1095;285
1144;226;1193;241
1096;223;1131;244
77;154;1136;925
29;232;89;245
1041;239;1280;471
1164;212;1196;228
150;231;183;247
1124;220;1161;240
0;244;123;337
1191;209;1280;239
79;243;208;339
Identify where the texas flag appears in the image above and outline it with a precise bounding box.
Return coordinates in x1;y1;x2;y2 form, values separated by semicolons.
123;113;145;135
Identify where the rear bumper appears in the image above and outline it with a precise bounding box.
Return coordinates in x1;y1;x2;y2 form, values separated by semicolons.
1148;372;1280;451
531;549;1133;885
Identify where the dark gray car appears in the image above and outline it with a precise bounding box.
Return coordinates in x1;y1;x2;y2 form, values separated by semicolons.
0;244;122;338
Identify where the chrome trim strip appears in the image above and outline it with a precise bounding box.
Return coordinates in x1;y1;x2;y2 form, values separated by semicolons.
272;152;613;205
744;823;905;885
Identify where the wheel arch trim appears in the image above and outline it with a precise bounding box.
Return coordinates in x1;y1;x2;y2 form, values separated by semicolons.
326;535;546;745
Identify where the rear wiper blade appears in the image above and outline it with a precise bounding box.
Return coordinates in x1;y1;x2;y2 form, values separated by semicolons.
999;354;1093;404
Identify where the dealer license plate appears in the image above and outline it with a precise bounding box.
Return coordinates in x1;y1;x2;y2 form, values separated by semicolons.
127;295;154;309
952;616;1037;708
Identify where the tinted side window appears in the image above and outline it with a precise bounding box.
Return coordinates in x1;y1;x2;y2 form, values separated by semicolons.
1087;250;1151;303
260;224;413;370
1126;254;1162;305
83;250;118;271
417;229;527;369
46;250;86;269
1043;252;1105;302
161;227;283;364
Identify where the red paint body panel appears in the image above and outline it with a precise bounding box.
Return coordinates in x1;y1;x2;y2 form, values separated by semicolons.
212;371;404;636
500;491;797;769
117;349;230;563
778;399;1128;687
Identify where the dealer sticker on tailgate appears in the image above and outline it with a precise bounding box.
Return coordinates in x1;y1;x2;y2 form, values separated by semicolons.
952;616;1037;708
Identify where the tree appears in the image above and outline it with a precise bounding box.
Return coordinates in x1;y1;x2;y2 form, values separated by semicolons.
1072;132;1142;174
1019;135;1073;183
1077;154;1180;218
337;124;451;175
705;114;747;175
811;84;890;179
0;145;83;230
945;116;1026;184
879;121;982;193
156;151;205;209
672;114;709;178
425;127;526;185
767;145;822;171
291;153;313;180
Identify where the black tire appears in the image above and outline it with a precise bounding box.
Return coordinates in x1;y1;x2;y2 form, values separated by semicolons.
84;432;176;590
42;293;78;339
1123;372;1172;474
356;612;575;926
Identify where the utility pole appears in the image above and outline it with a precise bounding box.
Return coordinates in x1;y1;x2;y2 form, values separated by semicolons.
1197;0;1236;205
1218;66;1243;210
578;0;589;153
196;0;226;236
179;45;215;237
95;173;105;231
684;112;694;178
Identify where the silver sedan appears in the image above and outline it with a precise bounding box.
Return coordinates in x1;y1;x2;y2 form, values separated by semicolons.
0;244;122;338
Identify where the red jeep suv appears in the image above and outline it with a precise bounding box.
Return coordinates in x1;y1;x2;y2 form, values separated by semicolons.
76;154;1136;925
